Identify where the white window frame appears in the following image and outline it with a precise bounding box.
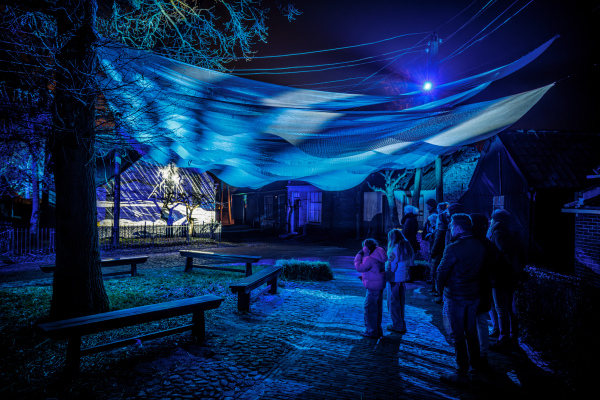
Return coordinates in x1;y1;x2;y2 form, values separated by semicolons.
308;191;322;223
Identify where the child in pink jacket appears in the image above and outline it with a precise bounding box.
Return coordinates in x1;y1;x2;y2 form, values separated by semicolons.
354;238;387;338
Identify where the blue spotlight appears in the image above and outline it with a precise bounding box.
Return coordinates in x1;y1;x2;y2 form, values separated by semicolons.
423;81;433;91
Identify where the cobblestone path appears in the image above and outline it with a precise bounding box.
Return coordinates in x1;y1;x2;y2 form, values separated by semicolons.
1;249;564;399
231;256;461;400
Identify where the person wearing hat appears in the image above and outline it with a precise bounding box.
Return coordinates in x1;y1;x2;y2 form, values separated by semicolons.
401;205;420;254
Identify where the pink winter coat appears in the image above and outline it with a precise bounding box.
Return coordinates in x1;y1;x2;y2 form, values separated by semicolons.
354;246;387;291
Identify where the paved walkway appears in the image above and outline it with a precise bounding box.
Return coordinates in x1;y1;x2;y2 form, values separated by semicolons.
0;244;566;399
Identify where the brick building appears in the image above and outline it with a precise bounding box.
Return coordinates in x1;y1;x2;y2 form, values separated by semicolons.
563;184;600;287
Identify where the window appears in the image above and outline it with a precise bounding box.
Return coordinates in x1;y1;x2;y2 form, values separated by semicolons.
493;195;505;210
308;191;322;223
264;195;273;219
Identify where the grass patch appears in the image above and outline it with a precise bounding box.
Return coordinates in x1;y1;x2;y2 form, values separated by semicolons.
275;259;334;281
0;265;265;397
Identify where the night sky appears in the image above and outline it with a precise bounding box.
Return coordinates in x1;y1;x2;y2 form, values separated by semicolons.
230;0;600;132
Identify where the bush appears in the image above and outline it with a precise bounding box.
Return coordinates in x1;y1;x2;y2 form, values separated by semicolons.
275;259;334;281
516;266;600;393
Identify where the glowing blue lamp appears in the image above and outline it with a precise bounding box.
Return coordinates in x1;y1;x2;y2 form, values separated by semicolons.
423;81;433;91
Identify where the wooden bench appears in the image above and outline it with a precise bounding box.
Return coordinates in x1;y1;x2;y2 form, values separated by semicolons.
229;266;283;312
37;295;223;376
180;250;260;277
40;255;149;277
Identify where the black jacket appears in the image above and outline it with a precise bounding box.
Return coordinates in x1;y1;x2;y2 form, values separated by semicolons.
436;232;485;300
430;228;447;262
489;221;518;291
475;236;498;314
402;212;420;252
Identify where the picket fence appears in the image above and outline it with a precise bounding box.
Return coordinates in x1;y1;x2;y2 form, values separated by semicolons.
0;222;221;255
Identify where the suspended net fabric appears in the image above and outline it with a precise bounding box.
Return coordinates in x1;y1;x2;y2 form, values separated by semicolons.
98;42;554;191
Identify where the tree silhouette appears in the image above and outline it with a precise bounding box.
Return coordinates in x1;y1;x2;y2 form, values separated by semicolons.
367;169;410;232
1;0;296;320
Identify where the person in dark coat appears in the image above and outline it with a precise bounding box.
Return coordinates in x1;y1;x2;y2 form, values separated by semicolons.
437;213;485;386
422;198;438;284
487;209;519;352
470;213;498;369
430;202;449;300
401;205;420;254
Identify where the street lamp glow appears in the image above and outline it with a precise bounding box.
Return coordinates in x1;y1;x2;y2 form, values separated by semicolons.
423;81;433;91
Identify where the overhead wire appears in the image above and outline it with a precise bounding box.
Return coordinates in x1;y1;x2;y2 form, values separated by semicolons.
230;44;428;73
441;0;497;43
440;0;533;63
222;31;431;60
232;50;424;76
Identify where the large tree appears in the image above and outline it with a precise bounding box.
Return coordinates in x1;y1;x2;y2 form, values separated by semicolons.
367;169;409;232
2;0;297;320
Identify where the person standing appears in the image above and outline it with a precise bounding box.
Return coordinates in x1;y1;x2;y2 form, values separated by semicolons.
437;214;485;386
401;205;420;254
430;202;449;301
422;198;438;284
385;228;414;333
488;209;519;352
470;213;498;370
354;238;387;339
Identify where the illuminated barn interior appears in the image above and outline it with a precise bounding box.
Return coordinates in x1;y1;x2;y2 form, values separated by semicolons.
96;160;215;226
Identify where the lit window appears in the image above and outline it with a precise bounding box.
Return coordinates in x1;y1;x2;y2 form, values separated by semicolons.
309;191;322;223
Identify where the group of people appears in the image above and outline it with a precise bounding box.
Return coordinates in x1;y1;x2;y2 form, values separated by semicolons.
354;200;522;387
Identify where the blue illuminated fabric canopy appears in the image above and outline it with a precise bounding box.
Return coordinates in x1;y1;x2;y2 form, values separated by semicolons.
98;40;554;190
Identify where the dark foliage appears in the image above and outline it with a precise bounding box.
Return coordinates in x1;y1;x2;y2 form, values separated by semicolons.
275;259;334;281
516;266;600;394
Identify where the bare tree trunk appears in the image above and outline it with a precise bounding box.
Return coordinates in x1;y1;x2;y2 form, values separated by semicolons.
112;150;121;248
49;0;109;320
385;195;396;233
30;153;40;232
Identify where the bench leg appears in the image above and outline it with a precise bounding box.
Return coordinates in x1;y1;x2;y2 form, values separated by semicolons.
185;257;193;272
245;263;252;277
267;276;278;294
65;336;81;376
238;292;251;312
131;263;137;276
192;311;206;341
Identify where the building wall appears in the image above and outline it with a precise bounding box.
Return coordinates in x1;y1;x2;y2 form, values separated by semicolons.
574;213;600;287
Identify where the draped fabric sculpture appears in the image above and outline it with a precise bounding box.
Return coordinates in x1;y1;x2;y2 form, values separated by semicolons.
98;37;556;191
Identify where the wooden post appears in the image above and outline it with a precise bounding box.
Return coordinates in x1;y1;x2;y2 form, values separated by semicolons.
185;257;193;272
238;292;250;312
131;263;137;276
227;184;233;224
412;168;422;208
245;262;252;277
220;181;224;223
435;156;443;203
192;311;206;340
65;335;82;376
268;277;278;294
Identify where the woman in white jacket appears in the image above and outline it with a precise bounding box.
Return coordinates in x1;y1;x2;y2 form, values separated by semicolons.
386;228;414;333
